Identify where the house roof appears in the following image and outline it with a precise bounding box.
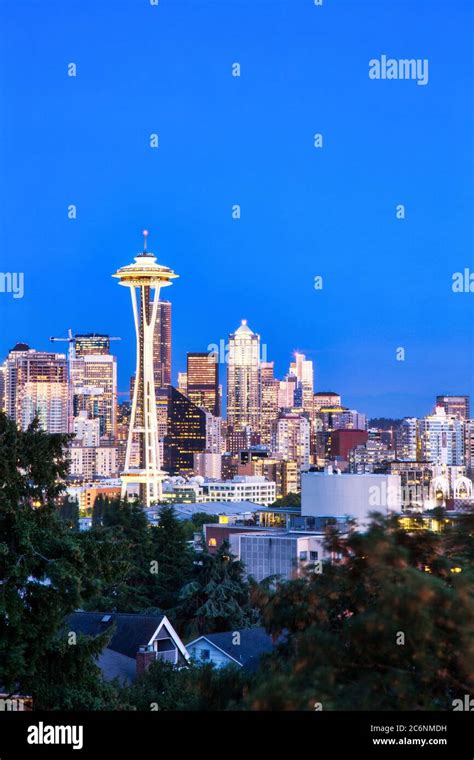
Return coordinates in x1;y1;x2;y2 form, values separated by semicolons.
186;627;281;670
66;612;167;659
96;648;136;684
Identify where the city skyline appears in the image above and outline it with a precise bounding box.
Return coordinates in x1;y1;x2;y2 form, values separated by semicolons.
0;1;473;418
0;302;471;423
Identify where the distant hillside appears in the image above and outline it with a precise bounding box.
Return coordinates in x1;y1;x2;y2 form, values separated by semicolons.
368;418;403;430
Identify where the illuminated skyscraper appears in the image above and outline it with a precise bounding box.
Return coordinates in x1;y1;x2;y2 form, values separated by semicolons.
419;407;464;466
227;320;261;433
70;353;117;440
0;363;5;412
164;386;207;475
177;371;187;395
113;231;178;506
5;344;68;433
187;351;220;417
435;395;470;421
289;352;314;411
272;413;311;470
75;334;113;356
396;418;419;461
153;300;171;388
50;331;119;438
260;361;279;446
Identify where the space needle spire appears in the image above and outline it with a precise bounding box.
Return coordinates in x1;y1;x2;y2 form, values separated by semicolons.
113;231;178;506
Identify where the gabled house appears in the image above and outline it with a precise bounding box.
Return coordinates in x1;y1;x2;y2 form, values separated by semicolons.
186;627;280;671
66;612;190;684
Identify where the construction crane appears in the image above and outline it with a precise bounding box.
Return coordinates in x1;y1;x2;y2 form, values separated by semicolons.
49;329;121;360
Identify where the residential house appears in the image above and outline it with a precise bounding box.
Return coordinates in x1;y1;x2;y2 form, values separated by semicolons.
186;627;280;671
66;612;189;684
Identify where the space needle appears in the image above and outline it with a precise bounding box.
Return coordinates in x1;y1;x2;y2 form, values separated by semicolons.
113;231;178;506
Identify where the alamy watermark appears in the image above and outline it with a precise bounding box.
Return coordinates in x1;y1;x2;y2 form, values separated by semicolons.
207;339;268;366
369;56;429;86
0;272;24;298
0;697;27;711
452;268;474;293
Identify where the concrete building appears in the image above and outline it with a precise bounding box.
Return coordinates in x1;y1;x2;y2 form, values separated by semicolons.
72;411;100;447
289;352;314;412
301;467;402;523
4;344;68;433
349;439;396;472
396;418;419;461
435;395;470;421
272;413;311;469
313;391;341;412
260;361;279;447
202;475;276;506
465;419;474;478
331;428;368;461
419;407;464;466
229;531;326;581
68;444;118;481
69;352;117;440
194;451;222;479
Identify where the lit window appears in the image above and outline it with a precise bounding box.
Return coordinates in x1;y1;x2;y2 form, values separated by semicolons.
208;538;217;547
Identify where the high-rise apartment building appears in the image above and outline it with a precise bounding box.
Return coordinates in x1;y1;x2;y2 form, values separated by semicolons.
260;361;279;447
289;352;314;411
272;413;311;470
0;363;5;413
313;392;341;412
419;407;464;466
5;344;68;433
464;419;474;478
73;410;100;446
70;353;117;440
435;395;470;421
317;406;366;433
396;418;419;461
278;375;297;410
227;320;261;433
153;300;171;388
187;351;220;417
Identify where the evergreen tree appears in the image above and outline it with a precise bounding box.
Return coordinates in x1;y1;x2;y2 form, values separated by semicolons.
150;505;193;612
83;498;162;613
177;541;254;638
91;494;106;528
0;413;117;707
29;631;128;710
125;658;250;711
270;492;301;508
58;495;79;531
246;513;474;710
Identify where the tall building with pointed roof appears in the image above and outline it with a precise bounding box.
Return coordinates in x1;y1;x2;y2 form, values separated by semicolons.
227;320;261;434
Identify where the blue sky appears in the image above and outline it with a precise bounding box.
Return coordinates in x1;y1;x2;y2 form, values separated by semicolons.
0;0;473;417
